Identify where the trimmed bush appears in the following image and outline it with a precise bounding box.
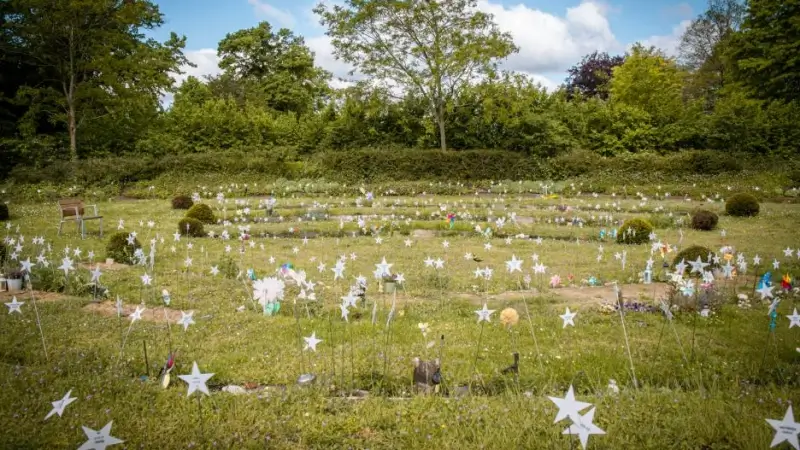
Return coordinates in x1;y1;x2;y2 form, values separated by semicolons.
673;245;713;269
106;232;141;264
725;193;759;217
690;209;718;231
178;217;205;237
185;203;215;224
0;203;8;221
171;194;194;210
616;218;654;245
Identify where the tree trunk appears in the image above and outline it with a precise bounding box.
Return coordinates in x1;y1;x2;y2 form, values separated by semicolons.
436;102;446;151
68;103;78;162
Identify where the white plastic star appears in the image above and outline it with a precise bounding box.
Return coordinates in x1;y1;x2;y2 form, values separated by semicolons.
505;255;523;273
77;421;123;450
44;389;77;420
5;297;24;314
766;406;799;450
560;307;577;328
562;407;606;450
178;361;214;397
177;311;195;331
129;306;144;322
549;385;592;423
304;332;323;351
788;308;800;329
474;303;495;323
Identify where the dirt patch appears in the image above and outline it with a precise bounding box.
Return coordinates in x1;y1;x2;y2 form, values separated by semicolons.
453;283;670;305
411;229;436;238
84;300;184;323
0;290;68;303
79;262;129;271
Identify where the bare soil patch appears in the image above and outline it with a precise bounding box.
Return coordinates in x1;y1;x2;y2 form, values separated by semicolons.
452;283;670;305
84;300;183;323
0;290;68;303
79;261;129;271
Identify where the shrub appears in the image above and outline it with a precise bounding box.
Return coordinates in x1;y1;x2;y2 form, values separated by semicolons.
673;245;713;269
178;217;205;237
725;193;759;217
171;194;194;210
185;203;215;224
787;168;800;189
690;209;718;231
106;232;141;264
0;203;8;221
616;218;654;245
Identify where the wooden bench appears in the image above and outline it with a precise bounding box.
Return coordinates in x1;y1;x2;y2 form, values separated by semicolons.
58;198;103;239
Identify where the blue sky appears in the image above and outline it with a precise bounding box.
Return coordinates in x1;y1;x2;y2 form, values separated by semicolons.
148;0;707;90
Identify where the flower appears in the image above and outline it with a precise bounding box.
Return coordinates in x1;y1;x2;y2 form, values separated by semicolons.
418;322;429;337
500;308;519;328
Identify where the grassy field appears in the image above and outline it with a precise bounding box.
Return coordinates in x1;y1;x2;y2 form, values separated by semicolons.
0;187;798;449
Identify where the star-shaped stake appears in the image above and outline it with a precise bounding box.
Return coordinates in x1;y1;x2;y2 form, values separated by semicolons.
549;385;592;423
505;255;523;273
129;306;144;322
77;421;123;450
474;303;495;323
560;307;577;328
303;332;323;351
562;407;606;450
44;389;77;420
766;406;799;450
689;256;709;274
177;311;195;331
757;283;775;300
788;308;800;329
178;361;214;397
375;257;393;277
90;266;102;283
5;296;24;314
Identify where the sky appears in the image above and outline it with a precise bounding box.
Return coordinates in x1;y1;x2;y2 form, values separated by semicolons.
147;0;707;92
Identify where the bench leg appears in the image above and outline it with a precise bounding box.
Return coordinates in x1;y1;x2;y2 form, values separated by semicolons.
80;220;85;240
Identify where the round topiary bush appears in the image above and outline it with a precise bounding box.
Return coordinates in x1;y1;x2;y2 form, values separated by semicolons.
672;245;713;270
690;209;718;231
106;231;141;265
185;203;215;224
725;193;759;217
616;218;654;245
178;217;205;237
0;203;9;221
171;194;194;210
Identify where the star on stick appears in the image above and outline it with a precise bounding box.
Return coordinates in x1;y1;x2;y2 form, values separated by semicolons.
549;385;592;423
178;361;214;397
560;307;577;328
766;406;799;450
474;303;495;323
303;332;323;351
77;421;123;450
177;311;195;331
5;297;24;314
562;407;606;450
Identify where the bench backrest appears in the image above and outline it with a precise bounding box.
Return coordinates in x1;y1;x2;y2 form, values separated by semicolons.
58;199;85;217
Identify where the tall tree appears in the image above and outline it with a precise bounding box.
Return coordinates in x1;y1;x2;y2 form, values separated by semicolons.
728;0;800;102
216;22;330;115
678;0;745;104
314;0;517;151
1;0;189;162
565;51;625;100
609;44;686;125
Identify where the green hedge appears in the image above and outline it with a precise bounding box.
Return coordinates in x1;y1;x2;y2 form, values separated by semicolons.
2;148;785;187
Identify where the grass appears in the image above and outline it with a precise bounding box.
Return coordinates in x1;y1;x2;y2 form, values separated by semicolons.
0;186;798;449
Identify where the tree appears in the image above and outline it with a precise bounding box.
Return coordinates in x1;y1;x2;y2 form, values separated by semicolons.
678;0;745;105
609;44;687;126
728;0;800;102
1;0;189;162
565;51;625;100
314;0;517;151
216;22;330;116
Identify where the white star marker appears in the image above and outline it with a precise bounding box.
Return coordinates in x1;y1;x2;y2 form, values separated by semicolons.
304;332;323;352
177;311;195;331
475;303;495;323
549;385;592;423
766;406;799;450
178;361;214;397
77;421;123;450
560;307;577;328
44;389;77;420
562;407;606;450
5;297;24;314
788;308;800;329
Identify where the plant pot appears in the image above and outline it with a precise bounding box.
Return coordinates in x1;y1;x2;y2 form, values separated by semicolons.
383;281;396;294
7;278;23;292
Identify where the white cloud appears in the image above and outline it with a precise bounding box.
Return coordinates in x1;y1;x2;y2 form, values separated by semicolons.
307;35;365;82
476;0;619;74
637;19;691;57
173;48;222;85
248;0;296;28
